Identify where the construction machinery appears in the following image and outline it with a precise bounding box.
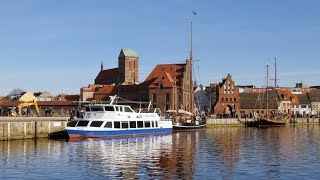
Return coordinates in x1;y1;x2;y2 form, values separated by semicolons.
17;91;41;117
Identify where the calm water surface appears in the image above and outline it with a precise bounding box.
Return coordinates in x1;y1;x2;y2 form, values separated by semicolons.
1;126;320;179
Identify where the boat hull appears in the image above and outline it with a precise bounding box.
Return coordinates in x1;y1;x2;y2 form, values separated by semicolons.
67;128;172;139
172;121;206;131
245;118;287;128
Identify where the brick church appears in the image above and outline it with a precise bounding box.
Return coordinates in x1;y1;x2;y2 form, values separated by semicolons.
80;48;193;114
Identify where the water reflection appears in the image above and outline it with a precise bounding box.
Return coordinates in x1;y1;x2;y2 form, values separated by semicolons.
1;126;320;179
68;135;174;179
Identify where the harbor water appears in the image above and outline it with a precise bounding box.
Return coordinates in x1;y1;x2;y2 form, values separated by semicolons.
1;125;320;179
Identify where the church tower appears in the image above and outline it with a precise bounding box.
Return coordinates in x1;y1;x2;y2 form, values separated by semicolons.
118;48;139;85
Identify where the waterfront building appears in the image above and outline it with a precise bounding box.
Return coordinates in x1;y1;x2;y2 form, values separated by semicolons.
239;90;278;118
237;85;256;93
193;85;210;115
276;88;293;115
80;49;193;115
34;91;53;101
143;60;193;113
307;89;320;115
207;74;240;117
291;93;312;117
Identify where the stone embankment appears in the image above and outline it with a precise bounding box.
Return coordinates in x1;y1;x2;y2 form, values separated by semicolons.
1;117;319;140
0;117;69;140
206;117;320;127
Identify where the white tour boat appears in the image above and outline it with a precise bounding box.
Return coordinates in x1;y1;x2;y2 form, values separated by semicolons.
66;96;173;139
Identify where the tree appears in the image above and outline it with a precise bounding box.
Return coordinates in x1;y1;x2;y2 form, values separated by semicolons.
6;88;25;101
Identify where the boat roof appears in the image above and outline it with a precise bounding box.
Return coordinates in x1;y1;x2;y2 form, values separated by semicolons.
86;104;131;107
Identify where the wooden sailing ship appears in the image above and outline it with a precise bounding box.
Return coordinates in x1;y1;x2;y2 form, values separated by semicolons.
245;58;288;127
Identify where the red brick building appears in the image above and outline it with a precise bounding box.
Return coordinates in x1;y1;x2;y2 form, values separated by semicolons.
207;74;240;117
95;48;139;85
144;60;193;113
80;49;193;114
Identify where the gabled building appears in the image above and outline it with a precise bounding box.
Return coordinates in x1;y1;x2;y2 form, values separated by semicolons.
277;88;293;115
34;91;53;101
143;60;193;113
291;94;311;117
307;89;320;115
211;74;240;117
80;84;104;101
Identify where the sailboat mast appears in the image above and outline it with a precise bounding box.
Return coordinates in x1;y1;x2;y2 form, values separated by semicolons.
190;21;193;60
189;21;194;113
272;57;279;115
274;57;277;89
266;64;269;118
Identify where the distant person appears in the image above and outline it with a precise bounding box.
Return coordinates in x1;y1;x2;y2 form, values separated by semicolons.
26;106;30;117
45;108;48;117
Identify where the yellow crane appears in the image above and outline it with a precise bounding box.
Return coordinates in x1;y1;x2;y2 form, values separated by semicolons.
17;91;41;117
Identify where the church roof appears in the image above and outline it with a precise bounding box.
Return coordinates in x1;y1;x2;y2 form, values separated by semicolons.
119;48;138;58
95;68;119;84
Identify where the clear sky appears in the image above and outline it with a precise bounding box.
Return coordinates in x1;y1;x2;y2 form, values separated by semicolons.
1;0;320;96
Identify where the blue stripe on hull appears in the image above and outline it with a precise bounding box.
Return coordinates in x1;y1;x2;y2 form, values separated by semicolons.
67;128;172;138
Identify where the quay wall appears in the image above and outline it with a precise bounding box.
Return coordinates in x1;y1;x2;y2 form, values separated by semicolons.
206;118;320;127
292;118;320;124
206;118;243;127
0;117;69;140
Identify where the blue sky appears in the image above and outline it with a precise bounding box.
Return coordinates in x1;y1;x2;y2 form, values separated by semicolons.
1;0;320;96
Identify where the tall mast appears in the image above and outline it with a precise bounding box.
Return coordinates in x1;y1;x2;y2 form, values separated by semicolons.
189;21;194;113
274;57;277;89
190;21;193;61
270;57;279;114
266;64;269;118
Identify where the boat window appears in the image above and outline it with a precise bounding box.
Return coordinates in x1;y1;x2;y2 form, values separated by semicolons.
114;121;120;129
77;121;89;127
114;106;119;111
90;121;104;127
144;121;151;128
91;106;104;111
124;107;133;112
104;106;115;111
137;121;143;128
130;121;136;128
122;121;129;129
85;107;91;111
155;121;158;127
151;121;154;127
104;121;112;128
67;120;78;127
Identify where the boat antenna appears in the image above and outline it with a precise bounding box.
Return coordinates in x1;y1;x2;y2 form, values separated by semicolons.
109;95;116;105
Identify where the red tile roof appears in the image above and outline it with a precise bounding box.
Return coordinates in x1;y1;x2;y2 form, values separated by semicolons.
57;94;80;101
95;85;117;95
144;64;185;88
